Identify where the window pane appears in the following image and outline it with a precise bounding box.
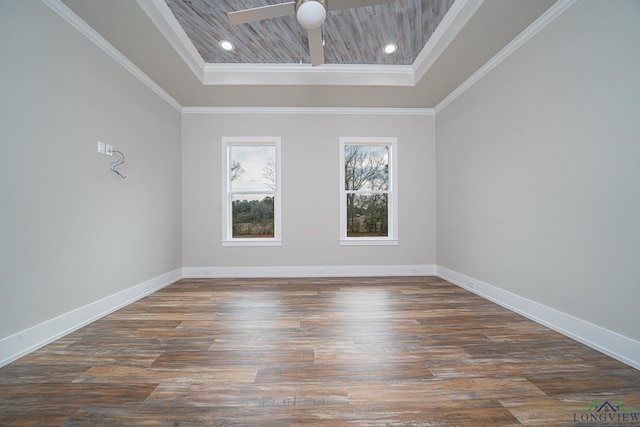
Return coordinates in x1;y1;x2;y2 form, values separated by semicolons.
345;193;388;237
344;145;389;191
232;194;274;238
230;145;276;191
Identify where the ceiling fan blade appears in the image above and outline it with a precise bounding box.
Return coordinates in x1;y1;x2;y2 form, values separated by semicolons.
228;2;295;25
327;0;394;12
307;27;325;66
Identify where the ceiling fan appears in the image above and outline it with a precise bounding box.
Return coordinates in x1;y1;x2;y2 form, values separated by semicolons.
228;0;395;66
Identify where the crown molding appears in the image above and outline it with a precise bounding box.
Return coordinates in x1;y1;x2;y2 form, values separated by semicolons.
42;0;182;111
182;107;435;116
435;0;579;113
202;63;415;86
411;0;484;84
136;0;205;82
139;0;474;87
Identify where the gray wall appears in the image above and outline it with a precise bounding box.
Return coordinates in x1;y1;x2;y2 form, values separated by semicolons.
436;0;640;340
182;112;436;270
0;1;182;339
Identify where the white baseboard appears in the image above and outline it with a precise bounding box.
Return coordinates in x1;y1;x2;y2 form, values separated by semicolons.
4;265;637;372
0;268;183;368
182;264;436;278
436;266;640;370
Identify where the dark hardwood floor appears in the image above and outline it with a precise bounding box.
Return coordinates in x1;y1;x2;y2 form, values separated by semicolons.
1;276;639;426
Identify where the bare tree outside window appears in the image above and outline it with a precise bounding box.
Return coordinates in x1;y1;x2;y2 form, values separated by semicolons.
344;145;389;237
230;159;244;182
229;145;276;238
262;161;276;191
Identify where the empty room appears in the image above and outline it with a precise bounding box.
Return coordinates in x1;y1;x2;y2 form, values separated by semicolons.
1;0;639;425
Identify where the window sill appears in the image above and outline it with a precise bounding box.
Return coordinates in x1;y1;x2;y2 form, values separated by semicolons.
340;239;398;246
222;239;282;247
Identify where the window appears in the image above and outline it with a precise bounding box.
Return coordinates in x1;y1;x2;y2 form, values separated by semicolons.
340;137;398;245
222;137;281;246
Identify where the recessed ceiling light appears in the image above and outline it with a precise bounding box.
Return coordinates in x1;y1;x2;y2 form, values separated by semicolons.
383;43;398;55
219;40;234;51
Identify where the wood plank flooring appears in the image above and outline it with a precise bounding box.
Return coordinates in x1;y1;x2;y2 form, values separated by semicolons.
1;276;639;426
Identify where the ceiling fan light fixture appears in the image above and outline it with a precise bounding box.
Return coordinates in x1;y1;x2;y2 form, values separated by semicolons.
296;0;326;30
383;43;398;55
219;40;234;51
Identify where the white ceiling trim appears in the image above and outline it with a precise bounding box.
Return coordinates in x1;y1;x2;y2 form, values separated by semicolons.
202;63;414;86
137;0;205;82
182;107;435;116
434;0;578;113
139;0;478;87
43;0;183;111
412;0;484;84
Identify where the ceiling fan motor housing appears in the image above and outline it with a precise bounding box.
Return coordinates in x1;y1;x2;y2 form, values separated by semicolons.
296;0;327;29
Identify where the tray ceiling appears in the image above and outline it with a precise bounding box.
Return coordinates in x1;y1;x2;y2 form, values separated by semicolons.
166;0;455;66
58;0;560;108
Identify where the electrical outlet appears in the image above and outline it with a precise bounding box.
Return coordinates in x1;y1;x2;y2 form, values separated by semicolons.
97;141;106;154
106;144;113;156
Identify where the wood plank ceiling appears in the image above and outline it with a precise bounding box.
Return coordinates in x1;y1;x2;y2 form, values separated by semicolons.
165;0;455;65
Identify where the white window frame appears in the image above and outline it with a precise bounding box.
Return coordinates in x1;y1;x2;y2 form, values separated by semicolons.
339;137;398;246
222;137;282;247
